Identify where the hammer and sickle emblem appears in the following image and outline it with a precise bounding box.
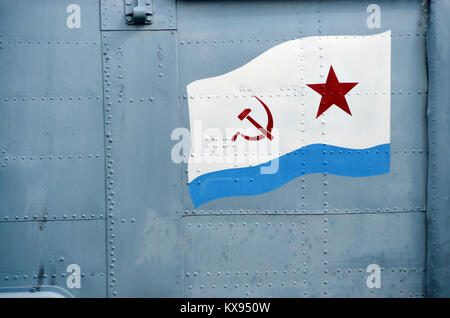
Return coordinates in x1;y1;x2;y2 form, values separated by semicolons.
231;96;274;141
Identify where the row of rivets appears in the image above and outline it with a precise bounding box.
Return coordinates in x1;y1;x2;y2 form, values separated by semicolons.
185;149;423;158
103;32;117;297
178;32;425;46
427;3;438;295
0;40;97;45
185;221;306;228
1;96;101;102
182;207;425;215
1;214;105;221
1;154;100;160
2;272;104;281
184;90;426;100
183;87;428;100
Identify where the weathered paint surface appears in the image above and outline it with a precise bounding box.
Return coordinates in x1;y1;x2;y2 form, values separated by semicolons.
426;0;450;298
0;0;447;297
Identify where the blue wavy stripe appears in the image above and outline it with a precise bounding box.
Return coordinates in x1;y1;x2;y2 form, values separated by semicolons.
189;143;390;207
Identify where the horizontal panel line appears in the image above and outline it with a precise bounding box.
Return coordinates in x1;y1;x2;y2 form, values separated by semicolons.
101;29;176;32
182;210;426;217
0;218;106;224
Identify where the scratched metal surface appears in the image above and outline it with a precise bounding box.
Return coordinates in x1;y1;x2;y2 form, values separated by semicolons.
0;0;105;220
0;221;106;297
183;213;425;297
0;0;444;298
426;0;450;298
101;30;182;297
0;0;106;297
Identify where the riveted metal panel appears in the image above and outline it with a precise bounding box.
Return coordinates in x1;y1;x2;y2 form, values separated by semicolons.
100;0;176;31
324;151;427;214
0;0;106;298
178;0;428;214
182;215;327;297
102;31;181;297
426;0;450;297
183;213;425;297
0;0;102;107
324;213;426;297
0;0;437;298
0;0;103;155
0;98;103;156
0;220;107;297
0;0;105;221
0;154;105;221
177;0;428;299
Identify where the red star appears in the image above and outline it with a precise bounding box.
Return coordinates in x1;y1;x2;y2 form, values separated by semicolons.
307;66;358;118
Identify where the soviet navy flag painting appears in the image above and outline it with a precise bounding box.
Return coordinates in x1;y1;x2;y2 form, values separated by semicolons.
186;31;391;207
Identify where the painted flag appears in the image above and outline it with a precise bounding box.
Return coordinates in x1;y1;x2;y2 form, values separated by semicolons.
187;31;391;207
